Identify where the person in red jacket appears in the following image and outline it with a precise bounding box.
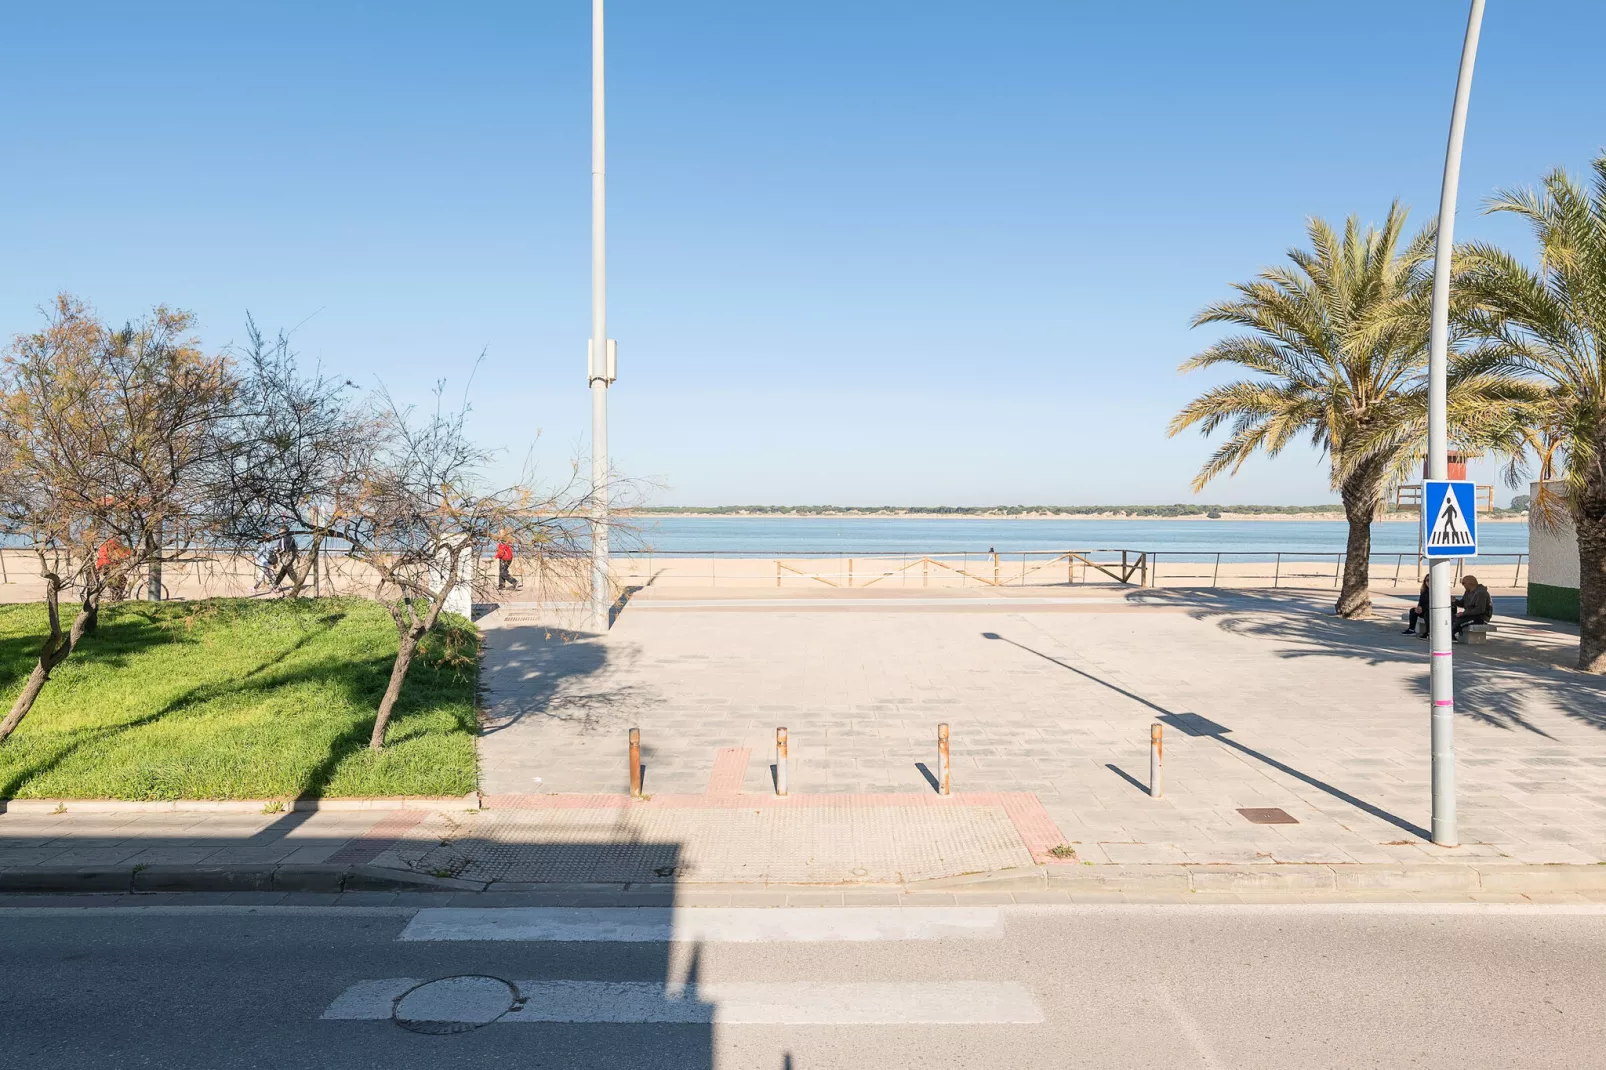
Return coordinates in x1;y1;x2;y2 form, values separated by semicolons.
495;538;518;591
96;538;131;601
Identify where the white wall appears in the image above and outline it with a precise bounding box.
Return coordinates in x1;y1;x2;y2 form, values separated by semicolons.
1528;480;1578;589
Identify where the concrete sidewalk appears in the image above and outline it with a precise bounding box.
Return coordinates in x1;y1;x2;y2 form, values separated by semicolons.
476;585;1606;869
3;798;1606;898
4;583;1604;897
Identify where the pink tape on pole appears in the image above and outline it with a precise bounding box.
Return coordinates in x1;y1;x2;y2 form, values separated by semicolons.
1431;651;1453;657
1434;699;1455;706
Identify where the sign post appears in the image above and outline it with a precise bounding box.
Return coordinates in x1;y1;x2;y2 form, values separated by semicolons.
1423;480;1479;559
1424;0;1485;848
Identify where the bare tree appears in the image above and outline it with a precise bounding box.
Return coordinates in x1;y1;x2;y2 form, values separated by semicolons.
0;295;236;743
213;317;371;597
341;388;591;751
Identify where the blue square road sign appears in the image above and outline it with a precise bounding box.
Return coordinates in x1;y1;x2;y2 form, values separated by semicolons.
1423;479;1478;558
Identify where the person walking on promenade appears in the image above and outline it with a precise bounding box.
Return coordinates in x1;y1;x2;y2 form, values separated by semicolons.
495;536;518;591
252;537;278;592
273;524;298;588
1403;576;1430;636
96;538;130;601
1452;574;1494;641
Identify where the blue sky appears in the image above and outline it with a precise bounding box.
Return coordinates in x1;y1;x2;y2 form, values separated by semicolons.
3;1;1602;506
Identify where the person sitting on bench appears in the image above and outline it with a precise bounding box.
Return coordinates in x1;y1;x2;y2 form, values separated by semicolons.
1452;574;1493;640
1403;577;1430;636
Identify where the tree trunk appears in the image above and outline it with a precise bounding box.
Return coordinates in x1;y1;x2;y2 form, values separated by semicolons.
1336;470;1382;618
288;531;326;599
0;665;51;744
370;629;422;752
1576;513;1606;672
0;585;98;745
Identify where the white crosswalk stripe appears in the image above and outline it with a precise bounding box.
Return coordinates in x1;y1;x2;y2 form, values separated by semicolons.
322;979;1043;1025
398;906;1006;943
322;906;1037;1027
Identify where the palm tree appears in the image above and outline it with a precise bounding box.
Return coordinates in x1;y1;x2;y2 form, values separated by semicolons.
1169;204;1438;618
1456;155;1606;671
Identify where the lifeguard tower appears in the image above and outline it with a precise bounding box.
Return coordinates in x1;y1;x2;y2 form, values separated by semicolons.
1395;451;1495;515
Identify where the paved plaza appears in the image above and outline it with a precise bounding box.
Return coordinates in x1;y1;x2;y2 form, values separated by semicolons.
479;585;1606;867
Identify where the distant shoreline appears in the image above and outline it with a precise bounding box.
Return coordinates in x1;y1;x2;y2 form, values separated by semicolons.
629;511;1527;524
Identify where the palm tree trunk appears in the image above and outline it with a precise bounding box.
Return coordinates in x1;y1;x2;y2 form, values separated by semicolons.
1336;471;1381;618
1576;513;1606;672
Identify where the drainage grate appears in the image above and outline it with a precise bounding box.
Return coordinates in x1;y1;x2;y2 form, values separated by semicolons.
1237;807;1298;825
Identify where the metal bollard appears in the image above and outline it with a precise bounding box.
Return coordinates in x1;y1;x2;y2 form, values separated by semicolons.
775;727;788;796
629;727;642;798
1149;723;1163;799
937;722;951;795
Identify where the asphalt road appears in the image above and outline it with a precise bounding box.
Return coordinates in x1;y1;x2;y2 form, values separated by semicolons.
2;901;1603;1069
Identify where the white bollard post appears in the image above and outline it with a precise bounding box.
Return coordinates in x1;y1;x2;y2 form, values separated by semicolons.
775;727;788;796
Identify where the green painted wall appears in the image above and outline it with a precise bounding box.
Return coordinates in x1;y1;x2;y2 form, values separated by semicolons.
1527;581;1580;622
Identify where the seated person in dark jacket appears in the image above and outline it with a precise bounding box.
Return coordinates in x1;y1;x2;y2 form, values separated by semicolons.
1403;577;1430;635
1452;575;1493;639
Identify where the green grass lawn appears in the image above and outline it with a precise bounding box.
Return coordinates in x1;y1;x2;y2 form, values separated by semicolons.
0;597;478;800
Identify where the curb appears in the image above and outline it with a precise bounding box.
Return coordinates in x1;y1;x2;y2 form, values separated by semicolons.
1;862;1603;897
0;864;486;895
0;794;481;815
1037;863;1606;894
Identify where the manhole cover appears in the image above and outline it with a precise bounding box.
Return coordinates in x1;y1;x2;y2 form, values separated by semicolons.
393;975;519;1034
1237;807;1298;825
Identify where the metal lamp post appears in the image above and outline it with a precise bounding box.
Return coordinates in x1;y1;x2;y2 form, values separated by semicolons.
589;0;616;632
1426;0;1485;847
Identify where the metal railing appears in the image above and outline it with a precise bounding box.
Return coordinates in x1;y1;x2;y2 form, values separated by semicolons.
592;548;1530;590
1145;550;1526;590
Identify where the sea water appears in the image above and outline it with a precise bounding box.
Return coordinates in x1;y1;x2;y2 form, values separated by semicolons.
623;517;1529;561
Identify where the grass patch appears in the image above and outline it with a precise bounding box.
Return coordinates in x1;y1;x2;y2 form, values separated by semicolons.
0;597;477;800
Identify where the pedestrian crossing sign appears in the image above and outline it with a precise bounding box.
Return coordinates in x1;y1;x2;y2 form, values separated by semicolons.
1423;479;1478;557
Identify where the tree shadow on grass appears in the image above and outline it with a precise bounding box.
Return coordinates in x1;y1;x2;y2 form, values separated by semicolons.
0;604;470;802
1162;588;1606;737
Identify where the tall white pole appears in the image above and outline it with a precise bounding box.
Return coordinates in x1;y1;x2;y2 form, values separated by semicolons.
589;0;611;632
1427;0;1484;847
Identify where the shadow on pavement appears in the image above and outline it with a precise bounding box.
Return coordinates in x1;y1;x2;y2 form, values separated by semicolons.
984;630;1432;841
478;624;649;737
1168;588;1605;736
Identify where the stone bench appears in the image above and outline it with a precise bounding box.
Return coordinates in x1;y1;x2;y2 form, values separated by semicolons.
1402;614;1496;643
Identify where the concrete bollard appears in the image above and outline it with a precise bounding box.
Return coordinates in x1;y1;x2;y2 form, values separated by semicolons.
775;727;788;796
629;727;642;798
1149;723;1163;799
937;722;951;795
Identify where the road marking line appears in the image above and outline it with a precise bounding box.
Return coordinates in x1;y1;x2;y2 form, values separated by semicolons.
399;907;1005;943
1007;903;1606;916
322;978;422;1019
322;980;1043;1025
1151;982;1224;1069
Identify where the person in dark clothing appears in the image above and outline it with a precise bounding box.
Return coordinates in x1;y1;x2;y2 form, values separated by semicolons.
1452;575;1493;639
272;524;298;588
1403;576;1430;636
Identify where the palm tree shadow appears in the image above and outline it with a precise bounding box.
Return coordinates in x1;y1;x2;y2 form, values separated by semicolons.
1173;588;1601;737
